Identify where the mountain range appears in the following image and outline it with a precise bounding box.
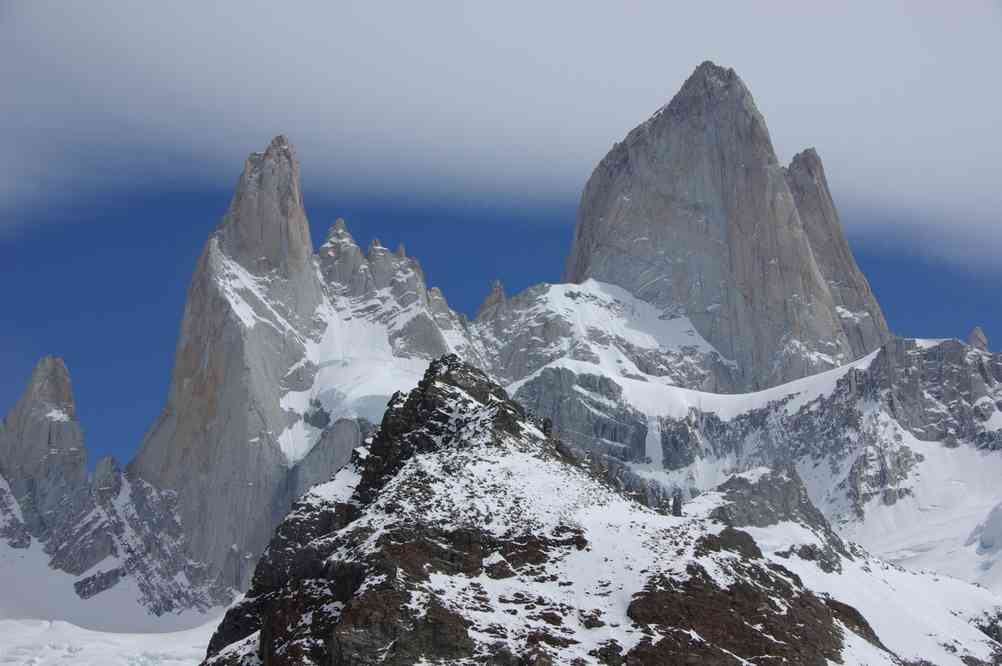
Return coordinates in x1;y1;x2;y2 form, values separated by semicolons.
2;61;1000;664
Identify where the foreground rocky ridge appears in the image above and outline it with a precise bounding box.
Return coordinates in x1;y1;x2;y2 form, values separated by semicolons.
203;356;1002;665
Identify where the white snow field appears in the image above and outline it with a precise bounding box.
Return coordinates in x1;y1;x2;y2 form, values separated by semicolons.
0;541;225;664
0;618;217;665
0;540;222;633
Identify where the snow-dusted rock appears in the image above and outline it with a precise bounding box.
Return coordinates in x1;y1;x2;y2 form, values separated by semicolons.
318;218;484;365
474;279;736;391
691;466;1002;666
0;473;30;549
601;335;1002;590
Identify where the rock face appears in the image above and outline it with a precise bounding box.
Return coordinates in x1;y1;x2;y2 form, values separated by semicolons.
709;466;850;573
130;136;328;589
0;356;86;536
202;356;1002;666
564;61;889;390
215;135;322;317
785;148;890;354
0;358;227;624
130;140;487;590
971;326;991;352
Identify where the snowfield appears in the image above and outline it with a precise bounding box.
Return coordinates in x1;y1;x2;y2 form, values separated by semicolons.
843;416;1002;592
0;541;226;664
0;618;217;665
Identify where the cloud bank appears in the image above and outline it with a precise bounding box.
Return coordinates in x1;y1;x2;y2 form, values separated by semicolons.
3;1;1000;271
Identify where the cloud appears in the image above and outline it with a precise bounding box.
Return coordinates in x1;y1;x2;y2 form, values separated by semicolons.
3;1;1001;270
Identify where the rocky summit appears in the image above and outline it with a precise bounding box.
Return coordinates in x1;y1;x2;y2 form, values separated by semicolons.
203;356;1002;665
0;356;85;536
565;61;889;390
129;137;365;590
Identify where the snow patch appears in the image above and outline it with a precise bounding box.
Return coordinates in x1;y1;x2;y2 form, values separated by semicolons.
0;617;219;666
45;408;70;422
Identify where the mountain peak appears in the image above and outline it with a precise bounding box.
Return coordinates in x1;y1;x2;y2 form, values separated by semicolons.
323;218;355;247
265;133;291;153
685;60;739;90
0;356;87;534
25;355;76;419
475;279;506;319
969;326;989;351
216;136;313;277
790;146;823;172
784;147;891;355
565;60;885;390
652;60;753;125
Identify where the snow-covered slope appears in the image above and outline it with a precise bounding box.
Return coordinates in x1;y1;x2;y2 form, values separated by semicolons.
841;419;1002;591
473;278;736;391
691;467;1002;666
0;531;223;634
521;330;1002;594
203;356;1002;665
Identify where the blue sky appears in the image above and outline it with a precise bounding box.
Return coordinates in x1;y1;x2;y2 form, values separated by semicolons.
2;2;1000;466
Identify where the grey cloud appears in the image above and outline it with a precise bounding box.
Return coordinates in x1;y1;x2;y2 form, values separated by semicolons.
2;1;1000;270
